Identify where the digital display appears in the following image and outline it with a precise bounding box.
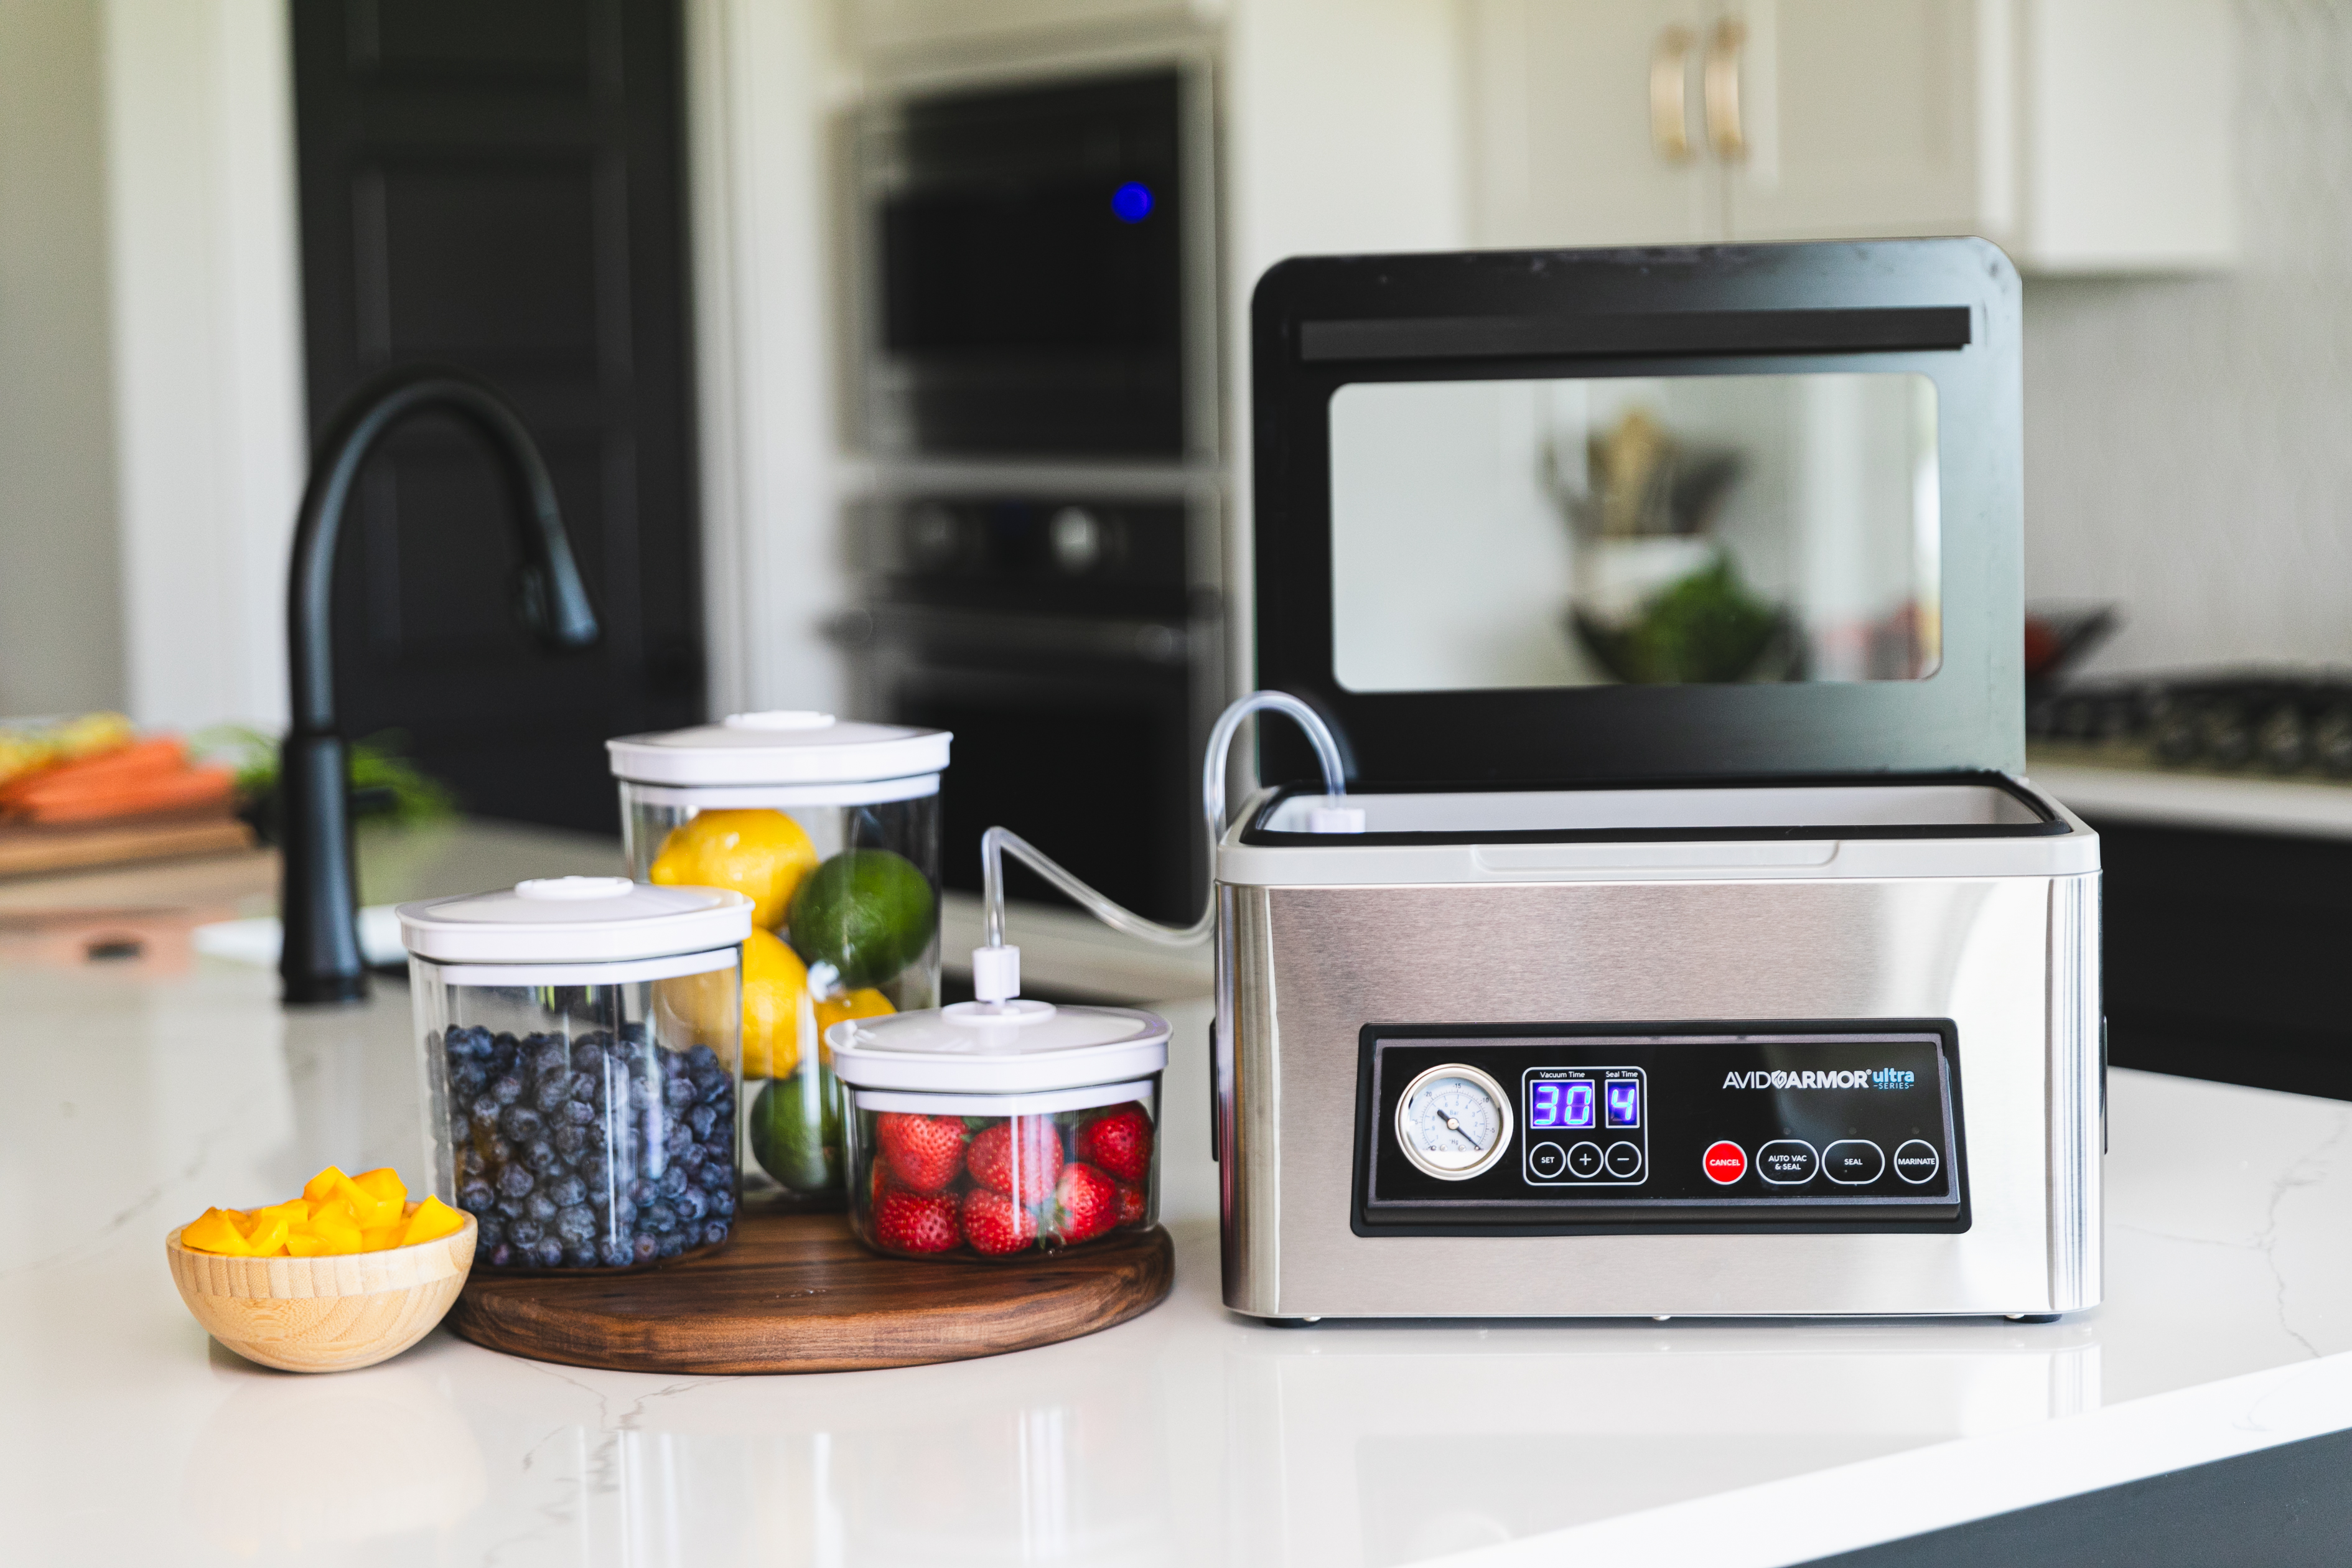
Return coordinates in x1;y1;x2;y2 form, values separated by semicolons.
1605;1080;1641;1129
1529;1078;1595;1130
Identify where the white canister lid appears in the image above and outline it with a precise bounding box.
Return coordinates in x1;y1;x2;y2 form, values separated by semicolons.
396;877;754;964
606;712;951;787
826;1002;1170;1094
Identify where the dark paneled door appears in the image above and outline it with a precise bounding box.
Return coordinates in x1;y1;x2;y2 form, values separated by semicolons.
292;0;702;833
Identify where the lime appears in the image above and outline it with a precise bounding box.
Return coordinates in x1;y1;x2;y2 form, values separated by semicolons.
650;808;818;930
750;1066;843;1193
786;849;935;989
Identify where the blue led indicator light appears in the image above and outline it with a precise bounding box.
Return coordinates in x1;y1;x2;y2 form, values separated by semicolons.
1111;182;1154;222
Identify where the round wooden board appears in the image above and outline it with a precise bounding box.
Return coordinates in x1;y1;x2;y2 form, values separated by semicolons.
446;1210;1175;1374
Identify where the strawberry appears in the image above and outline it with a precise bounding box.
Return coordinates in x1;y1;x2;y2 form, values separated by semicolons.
966;1116;1065;1204
872;1185;961;1254
1113;1181;1148;1228
876;1112;968;1193
1046;1162;1118;1246
961;1187;1038;1256
1076;1103;1153;1183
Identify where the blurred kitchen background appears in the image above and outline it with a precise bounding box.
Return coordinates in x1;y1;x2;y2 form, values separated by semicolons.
4;0;2351;1086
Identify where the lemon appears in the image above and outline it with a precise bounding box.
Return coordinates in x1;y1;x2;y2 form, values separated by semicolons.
739;928;814;1080
649;808;818;930
813;987;895;1062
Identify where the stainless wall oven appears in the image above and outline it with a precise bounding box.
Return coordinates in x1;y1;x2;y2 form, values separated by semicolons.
847;52;1225;936
839;492;1221;927
856;65;1210;461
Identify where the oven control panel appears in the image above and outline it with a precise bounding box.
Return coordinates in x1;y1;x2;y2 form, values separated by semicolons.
1354;1025;1966;1234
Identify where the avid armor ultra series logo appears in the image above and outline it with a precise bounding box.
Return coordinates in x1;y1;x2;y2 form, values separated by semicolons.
1720;1068;1918;1091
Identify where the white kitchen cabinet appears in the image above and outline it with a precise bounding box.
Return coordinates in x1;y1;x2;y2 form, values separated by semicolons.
1468;0;2237;272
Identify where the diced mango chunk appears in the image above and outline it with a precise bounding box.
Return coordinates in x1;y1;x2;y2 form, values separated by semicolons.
400;1195;466;1246
180;1167;452;1258
182;1208;258;1256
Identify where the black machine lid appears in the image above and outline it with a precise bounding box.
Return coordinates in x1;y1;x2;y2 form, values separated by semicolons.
1250;239;2023;788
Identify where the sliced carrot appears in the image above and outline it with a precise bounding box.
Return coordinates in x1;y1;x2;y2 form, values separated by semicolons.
0;736;186;806
16;765;234;824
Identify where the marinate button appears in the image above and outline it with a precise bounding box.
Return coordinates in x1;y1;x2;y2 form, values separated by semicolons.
1893;1139;1941;1184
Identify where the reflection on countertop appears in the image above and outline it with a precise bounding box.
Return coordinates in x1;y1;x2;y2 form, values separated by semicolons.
7;827;2352;1565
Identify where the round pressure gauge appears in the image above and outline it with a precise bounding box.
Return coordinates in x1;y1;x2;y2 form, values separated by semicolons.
1395;1063;1514;1180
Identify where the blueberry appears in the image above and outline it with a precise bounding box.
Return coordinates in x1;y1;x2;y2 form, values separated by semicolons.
655;1233;685;1259
555;1205;595;1244
672;1188;709;1225
523;1192;557;1223
641;1202;677;1234
576;1149;608;1185
500;1105;544;1142
682;1043;717;1073
508;1218;544;1246
490;1074;525;1106
625;1078;651;1111
663;1076;698;1110
685;1104;718;1142
531;1040;568;1080
628;1176;658;1206
457;1180;495;1215
656;1164;690;1198
496;1193;530;1221
487;1242;514;1267
701;1221;729;1248
496;1164;536;1200
571;1038;606;1073
545;1174;587;1208
549;1125;584;1163
485;1134;514;1167
532;1238;566;1269
561;1099;597;1127
563;1243;597;1268
599;1237;634;1267
477;1213;506;1246
458;1146;485;1181
469;1098;503;1137
632;1234;658;1264
611;1197;638;1230
525;1139;564;1175
531;1075;572;1114
706;1187;737;1218
450;1062;487;1098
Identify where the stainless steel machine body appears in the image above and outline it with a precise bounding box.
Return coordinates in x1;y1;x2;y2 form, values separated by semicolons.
1212;781;2101;1319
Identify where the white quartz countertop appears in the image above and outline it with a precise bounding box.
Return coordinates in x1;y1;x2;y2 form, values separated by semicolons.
7;828;2352;1566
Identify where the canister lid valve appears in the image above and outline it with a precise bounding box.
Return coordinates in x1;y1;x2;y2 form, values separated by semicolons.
971;943;1022;1004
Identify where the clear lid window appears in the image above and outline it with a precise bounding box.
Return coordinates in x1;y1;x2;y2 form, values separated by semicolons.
1330;371;1941;692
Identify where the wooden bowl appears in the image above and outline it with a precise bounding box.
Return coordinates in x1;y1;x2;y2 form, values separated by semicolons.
165;1215;477;1373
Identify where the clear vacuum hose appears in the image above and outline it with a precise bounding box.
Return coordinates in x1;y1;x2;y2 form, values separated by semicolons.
971;691;1356;1002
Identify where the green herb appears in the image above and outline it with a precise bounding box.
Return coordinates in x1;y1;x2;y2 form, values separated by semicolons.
193;725;459;824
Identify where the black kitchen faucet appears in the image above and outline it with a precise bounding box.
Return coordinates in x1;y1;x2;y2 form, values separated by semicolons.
279;365;599;1004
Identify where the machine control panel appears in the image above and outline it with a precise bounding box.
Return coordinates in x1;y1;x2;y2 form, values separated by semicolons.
1354;1024;1966;1234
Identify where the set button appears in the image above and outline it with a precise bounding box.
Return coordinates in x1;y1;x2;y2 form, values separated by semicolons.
1701;1140;1747;1185
1824;1140;1887;1184
1529;1142;1567;1179
1893;1139;1941;1184
1756;1140;1818;1185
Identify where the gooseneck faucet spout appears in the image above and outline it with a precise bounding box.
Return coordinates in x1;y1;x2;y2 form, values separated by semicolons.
280;364;599;1004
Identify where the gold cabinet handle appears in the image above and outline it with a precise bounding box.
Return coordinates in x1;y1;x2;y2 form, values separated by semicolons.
1704;17;1747;161
1650;25;1696;163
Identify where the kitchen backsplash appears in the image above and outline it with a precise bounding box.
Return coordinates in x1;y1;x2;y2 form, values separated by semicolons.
2023;0;2352;679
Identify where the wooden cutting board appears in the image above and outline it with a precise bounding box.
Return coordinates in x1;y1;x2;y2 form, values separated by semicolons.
0;809;253;880
446;1210;1175;1374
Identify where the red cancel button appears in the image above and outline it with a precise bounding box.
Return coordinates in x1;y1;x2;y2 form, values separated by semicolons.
1702;1141;1747;1185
